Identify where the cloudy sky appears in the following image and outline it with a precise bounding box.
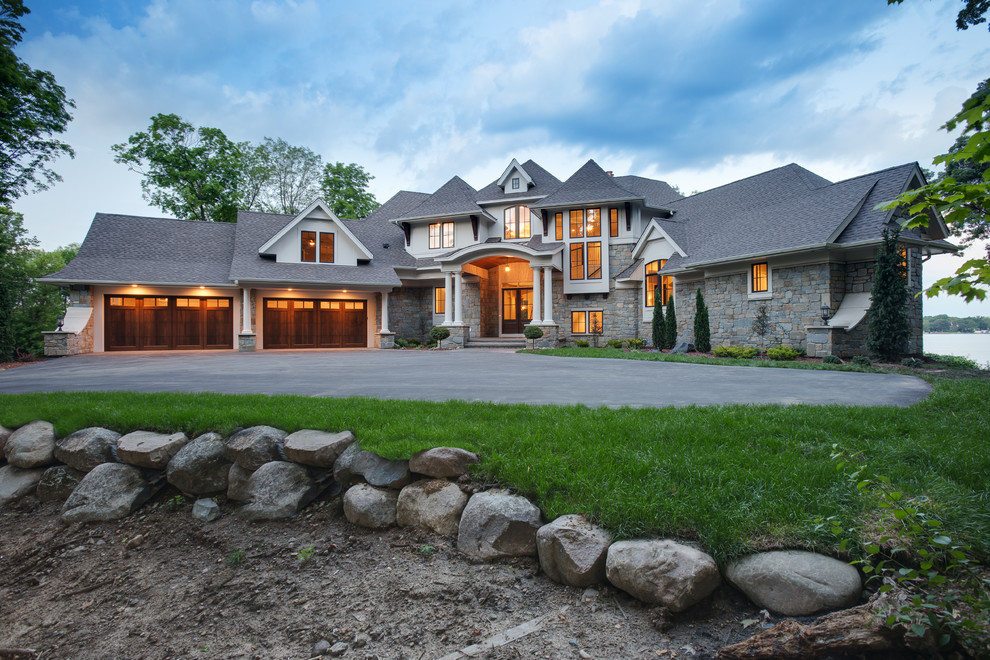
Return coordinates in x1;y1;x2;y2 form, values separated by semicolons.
10;0;990;315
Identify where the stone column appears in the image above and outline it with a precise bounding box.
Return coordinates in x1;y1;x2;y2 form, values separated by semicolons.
454;270;464;325
531;264;543;324
443;272;453;325
543;267;554;324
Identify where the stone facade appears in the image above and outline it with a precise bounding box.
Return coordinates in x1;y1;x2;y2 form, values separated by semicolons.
386;287;434;342
43;286;95;357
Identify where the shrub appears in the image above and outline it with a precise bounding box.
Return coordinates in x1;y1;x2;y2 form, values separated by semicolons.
693;288;711;353
394;338;421;348
766;346;800;361
712;345;759;359
751;304;773;352
625;338;646;350
651;290;665;349
851;355;872;367
663;295;677;349
430;326;450;342
605;339;623;349
574;339;590;348
900;357;924;369
924;353;981;370
523;325;543;340
866;228;910;361
823;355;843;364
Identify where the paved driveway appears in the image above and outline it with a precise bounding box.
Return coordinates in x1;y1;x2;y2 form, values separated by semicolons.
0;349;931;408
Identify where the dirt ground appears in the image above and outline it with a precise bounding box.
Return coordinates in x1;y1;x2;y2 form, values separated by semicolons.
0;486;782;660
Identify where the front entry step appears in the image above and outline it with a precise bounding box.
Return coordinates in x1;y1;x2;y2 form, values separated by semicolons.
464;337;526;349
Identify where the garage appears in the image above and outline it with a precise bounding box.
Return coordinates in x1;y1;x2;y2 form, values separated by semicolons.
263;298;367;349
105;295;233;351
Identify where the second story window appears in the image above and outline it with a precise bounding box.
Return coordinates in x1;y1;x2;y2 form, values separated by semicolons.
504;205;532;240
555;212;563;241
429;221;454;249
512;177;520;190
319;232;334;263
609;208;619;237
301;231;316;262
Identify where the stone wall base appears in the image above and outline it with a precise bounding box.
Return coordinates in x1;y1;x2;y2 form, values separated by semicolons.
526;324;560;350
379;332;395;349
238;333;256;352
440;325;469;349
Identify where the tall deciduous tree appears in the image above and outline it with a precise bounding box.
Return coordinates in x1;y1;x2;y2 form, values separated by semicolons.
112;113;244;223
887;0;989;31
651;287;665;349
12;242;77;355
0;207;33;360
0;0;75;204
320;162;379;219
246;137;323;215
867;229;911;361
694;287;711;353
663;295;677;349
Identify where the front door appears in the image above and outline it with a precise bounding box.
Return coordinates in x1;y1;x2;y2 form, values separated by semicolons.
501;288;533;335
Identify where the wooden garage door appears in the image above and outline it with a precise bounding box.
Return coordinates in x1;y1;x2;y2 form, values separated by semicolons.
263;298;366;349
105;295;233;351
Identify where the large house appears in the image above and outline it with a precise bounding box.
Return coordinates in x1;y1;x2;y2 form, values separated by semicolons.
41;158;955;357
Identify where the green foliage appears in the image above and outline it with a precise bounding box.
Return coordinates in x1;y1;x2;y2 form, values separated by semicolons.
11;242;77;356
651;288;664;348
867;229;911;361
320;162;379;219
296;545;315;563
751;304;773;351
662;295;676;349
823;355;843;365
693;287;711;353
394;338;421;348
0;0;75;204
888;0;990;31
901;357;925;369
166;494;186;509
227;549;244;567
924;314;990;332
852;355;873;367
766;346;800;361
523;325;543;339
712;344;760;359
112;113;243;223
0;207;31;360
625;338;646;350
605;339;623;349
429;326;450;342
241;137;322;214
574;339;590;347
925;353;982;370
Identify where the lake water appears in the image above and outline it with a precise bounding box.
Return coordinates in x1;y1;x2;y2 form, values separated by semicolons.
923;333;990;367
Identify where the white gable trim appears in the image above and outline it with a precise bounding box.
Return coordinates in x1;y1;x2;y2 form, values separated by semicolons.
631;218;687;260
258;199;373;260
496;158;534;189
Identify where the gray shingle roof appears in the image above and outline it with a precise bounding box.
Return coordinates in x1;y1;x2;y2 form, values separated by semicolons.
535;159;644;208
40;214;237;286
613;175;682;209
391;176;493;223
832;163;925;244
475;159;563;202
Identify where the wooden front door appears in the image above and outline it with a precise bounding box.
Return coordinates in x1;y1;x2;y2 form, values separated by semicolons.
105;295;233;351
501;288;533;335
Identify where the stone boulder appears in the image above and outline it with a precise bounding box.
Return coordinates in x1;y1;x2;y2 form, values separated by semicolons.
166;432;231;495
117;431;189;469
282;429;354;467
409;447;479;479
537;515;612;587
61;463;164;523
54;427;121;472
192;498;221;522
225;426;286;470
605;540;721;612
237;461;325;520
457;490;543;560
333;444;411;489
37;465;86;502
0;425;11;463
0;464;45;507
227;463;253;501
4;420;57;469
343;484;398;528
725;550;862;616
396;480;469;536
671;341;695;354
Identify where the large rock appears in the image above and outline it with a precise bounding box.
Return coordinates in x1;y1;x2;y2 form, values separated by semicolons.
726;550;862;616
227;463;253;501
282;429;354;467
54;427;121;472
537;515;612;587
396;480;469;536
343;484;398;528
166;432;231;495
37;465;86;502
117;431;189;469
605;540;721;612
457;490;543;560
0;464;45;507
409;447;479;479
61;463;164;523
237;461;325;520
4;420;57;469
192;498;221;522
333;444;411;489
0;425;11;463
225;426;286;471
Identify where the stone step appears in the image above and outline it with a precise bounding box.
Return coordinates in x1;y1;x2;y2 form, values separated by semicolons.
464;338;526;349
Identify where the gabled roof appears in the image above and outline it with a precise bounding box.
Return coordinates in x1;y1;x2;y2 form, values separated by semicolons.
535;159;643;209
476;159;562;203
631;218;688;260
613;175;682;209
257;199;373;260
496;158;533;189
391;176;493;223
40;214;237;286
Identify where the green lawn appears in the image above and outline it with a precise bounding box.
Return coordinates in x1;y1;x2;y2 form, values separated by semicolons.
1;370;987;565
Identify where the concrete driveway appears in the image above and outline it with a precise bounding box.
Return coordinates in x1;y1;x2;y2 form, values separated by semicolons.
0;349;931;408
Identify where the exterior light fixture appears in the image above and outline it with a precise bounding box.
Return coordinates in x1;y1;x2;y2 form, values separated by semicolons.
56;314;64;331
821;303;832;326
199;285;205;289
504;265;511;272
131;283;137;287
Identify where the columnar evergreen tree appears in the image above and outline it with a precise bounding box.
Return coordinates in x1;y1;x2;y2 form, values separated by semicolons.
693;287;711;353
651;286;665;349
867;229;911;360
663;295;677;349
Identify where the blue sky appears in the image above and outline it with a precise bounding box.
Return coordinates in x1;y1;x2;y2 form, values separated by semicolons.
10;0;990;316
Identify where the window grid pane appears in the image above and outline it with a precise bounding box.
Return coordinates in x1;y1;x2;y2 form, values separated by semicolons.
518;206;531;239
429;223;441;249
587;242;602;279
555;212;563;241
319;232;334;263
571;311;586;334
589;311;603;334
434;287;445;314
570;243;584;280
569;210;584;238
645;260;659;307
442;222;454;248
504;207;516;239
609;208;619;237
660;276;673;306
301;231;316;262
586;209;601;237
752;263;768;292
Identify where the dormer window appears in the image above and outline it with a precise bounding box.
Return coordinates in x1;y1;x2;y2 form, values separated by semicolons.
504;205;533;240
301;231;316;262
429;221;454;249
301;230;334;263
512;177;520;190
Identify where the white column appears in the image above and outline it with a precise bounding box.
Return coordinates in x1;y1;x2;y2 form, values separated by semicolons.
241;287;252;333
443;272;453;325
531;264;542;324
454;270;464;324
381;291;390;334
543;267;554;324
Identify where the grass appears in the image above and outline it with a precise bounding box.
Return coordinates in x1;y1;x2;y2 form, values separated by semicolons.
2;370;988;565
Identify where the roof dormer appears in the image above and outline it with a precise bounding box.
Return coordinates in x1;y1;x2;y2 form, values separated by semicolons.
496;158;535;195
258;199;374;265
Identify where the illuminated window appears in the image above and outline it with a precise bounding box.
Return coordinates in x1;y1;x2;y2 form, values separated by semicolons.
555;212;563;241
589;310;603;334
751;262;769;294
571;310;604;334
443;222;454;248
587;242;602;279
609;208;619;237
898;247;909;280
571;311;586;334
585;209;601;237
301;231;316;262
570;243;584;280
645;259;668;307
435;286;445;314
569;210;584;238
660;275;673;306
319;232;334;263
504;206;532;240
429;221;454;249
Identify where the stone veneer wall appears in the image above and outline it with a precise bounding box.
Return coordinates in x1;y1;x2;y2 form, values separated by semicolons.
555;244;643;345
386;287;434;342
480;266;500;337
43;286;96;356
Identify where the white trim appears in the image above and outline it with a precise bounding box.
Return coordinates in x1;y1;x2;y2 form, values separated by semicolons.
747;262;773;300
258;199;373;260
436;241;563;266
631;218;687;260
496;158;534;189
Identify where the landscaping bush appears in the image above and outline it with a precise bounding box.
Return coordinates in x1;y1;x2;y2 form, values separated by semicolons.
766;346;800;361
605;339;623;349
693;287;711;353
823;355;843;364
712;345;760;359
394;338;421;348
925;353;982;370
574;339;590;348
523;325;544;340
900;357;924;369
625;338;646;350
430;326;450;342
851;355;872;367
663;295;677;349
